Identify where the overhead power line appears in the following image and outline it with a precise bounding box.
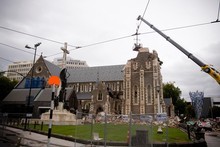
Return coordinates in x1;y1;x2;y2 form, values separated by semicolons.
0;20;218;59
0;56;15;63
0;25;78;48
46;34;134;58
35;21;219;58
0;42;39;56
140;21;216;35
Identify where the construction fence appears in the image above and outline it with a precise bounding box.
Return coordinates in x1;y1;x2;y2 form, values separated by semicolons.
0;112;172;147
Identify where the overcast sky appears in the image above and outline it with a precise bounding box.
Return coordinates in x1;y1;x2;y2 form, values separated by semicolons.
0;0;219;100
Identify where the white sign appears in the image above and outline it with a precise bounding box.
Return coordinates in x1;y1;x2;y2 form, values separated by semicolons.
156;113;167;122
26;113;33;117
140;115;153;123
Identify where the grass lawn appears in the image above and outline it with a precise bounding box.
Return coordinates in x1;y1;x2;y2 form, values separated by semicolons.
28;123;191;143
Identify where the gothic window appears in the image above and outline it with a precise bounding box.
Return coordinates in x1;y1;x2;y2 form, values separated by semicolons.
78;85;80;92
98;90;103;101
154;65;157;73
133;62;138;70
85;103;90;110
126;68;130;74
81;85;84;92
134;85;138;104
146;61;151;69
112;83;115;91
89;83;92;91
147;85;151;103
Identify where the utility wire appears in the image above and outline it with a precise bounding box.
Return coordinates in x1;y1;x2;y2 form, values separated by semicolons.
140;21;214;35
0;56;15;63
46;21;216;58
1;20;219;59
46;34;133;58
0;42;41;56
0;26;78;48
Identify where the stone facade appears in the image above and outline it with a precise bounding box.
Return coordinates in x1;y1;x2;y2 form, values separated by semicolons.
67;47;165;115
123;47;165;115
3;47;168;116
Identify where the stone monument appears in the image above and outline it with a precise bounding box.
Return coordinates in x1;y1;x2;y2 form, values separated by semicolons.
40;102;80;125
41;42;81;125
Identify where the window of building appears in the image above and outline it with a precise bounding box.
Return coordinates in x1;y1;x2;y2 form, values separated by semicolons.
134;85;138;104
147;85;151;103
98;91;103;101
154;66;157;73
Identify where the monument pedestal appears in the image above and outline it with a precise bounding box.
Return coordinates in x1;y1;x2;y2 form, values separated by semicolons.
41;102;82;125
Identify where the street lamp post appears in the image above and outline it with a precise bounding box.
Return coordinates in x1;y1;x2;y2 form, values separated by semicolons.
156;85;163;134
156;85;160;114
24;42;41;130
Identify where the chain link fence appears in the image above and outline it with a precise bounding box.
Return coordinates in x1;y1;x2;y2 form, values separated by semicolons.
0;112;171;147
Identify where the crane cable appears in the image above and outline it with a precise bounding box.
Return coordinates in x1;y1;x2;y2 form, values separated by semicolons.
212;0;220;23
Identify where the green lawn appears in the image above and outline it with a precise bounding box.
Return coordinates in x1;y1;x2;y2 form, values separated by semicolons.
28;123;191;143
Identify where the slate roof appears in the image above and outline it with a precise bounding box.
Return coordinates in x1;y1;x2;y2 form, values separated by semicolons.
44;59;61;76
34;88;74;102
3;88;42;103
67;65;125;83
77;92;92;100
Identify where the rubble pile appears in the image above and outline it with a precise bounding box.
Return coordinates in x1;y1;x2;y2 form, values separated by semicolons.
167;116;180;127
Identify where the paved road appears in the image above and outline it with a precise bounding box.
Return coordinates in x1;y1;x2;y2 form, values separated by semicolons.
0;126;123;147
0;126;86;147
205;132;220;147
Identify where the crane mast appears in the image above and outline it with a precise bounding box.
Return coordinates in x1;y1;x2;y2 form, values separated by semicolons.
137;15;220;85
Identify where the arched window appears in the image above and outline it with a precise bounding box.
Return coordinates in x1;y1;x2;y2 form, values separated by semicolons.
98;91;103;101
147;85;151;103
134;85;138;104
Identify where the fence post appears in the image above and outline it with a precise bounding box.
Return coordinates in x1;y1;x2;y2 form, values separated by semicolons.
129;112;132;147
34;121;36;129
90;113;94;146
74;111;78;147
41;121;44;131
187;125;191;140
104;112;107;147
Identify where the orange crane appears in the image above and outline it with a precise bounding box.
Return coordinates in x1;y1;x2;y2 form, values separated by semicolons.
137;16;220;85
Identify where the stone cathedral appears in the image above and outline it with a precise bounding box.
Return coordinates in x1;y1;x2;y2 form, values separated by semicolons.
78;47;166;115
123;47;165;115
3;47;167;117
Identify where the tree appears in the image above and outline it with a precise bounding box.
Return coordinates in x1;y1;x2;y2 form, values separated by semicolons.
163;82;181;106
185;104;195;118
163;82;183;115
0;76;18;102
175;98;187;115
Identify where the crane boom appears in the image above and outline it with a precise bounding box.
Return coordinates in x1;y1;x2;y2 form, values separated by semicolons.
137;15;220;85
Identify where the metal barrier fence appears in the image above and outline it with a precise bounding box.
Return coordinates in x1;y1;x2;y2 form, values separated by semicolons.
0;112;170;147
75;112;169;147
